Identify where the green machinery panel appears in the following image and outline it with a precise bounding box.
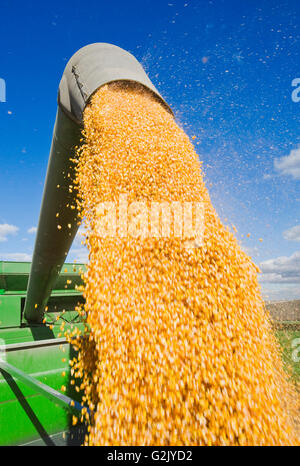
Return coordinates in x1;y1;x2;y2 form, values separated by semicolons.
0;261;86;446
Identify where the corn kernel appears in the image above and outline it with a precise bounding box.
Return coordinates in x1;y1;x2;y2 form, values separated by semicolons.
68;82;299;446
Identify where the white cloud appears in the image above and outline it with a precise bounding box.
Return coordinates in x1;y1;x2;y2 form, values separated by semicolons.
259;251;300;301
73;226;86;245
283;225;300;242
67;247;88;264
262;173;272;180
260;251;300;277
259;252;300;301
262;284;300;301
0;224;18;242
27;226;37;234
242;245;259;258
0;252;32;261
66;226;88;264
274;147;300;179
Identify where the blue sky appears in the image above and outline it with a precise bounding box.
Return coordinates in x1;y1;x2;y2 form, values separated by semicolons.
0;0;299;300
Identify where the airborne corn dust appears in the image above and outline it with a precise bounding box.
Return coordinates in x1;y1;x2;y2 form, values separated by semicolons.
68;82;299;446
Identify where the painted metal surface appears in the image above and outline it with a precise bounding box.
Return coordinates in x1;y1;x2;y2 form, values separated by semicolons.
0;336;79;445
0;261;86;446
0;358;85;413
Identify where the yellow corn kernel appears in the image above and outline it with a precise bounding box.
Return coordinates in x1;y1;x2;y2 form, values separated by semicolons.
67;82;299;447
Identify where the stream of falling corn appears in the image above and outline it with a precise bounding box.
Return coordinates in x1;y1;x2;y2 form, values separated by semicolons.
67;82;299;446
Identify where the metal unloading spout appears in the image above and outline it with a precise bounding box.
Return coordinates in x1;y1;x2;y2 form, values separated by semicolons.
24;43;172;324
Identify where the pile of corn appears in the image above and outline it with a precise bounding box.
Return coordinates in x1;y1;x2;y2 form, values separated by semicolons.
69;82;299;445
